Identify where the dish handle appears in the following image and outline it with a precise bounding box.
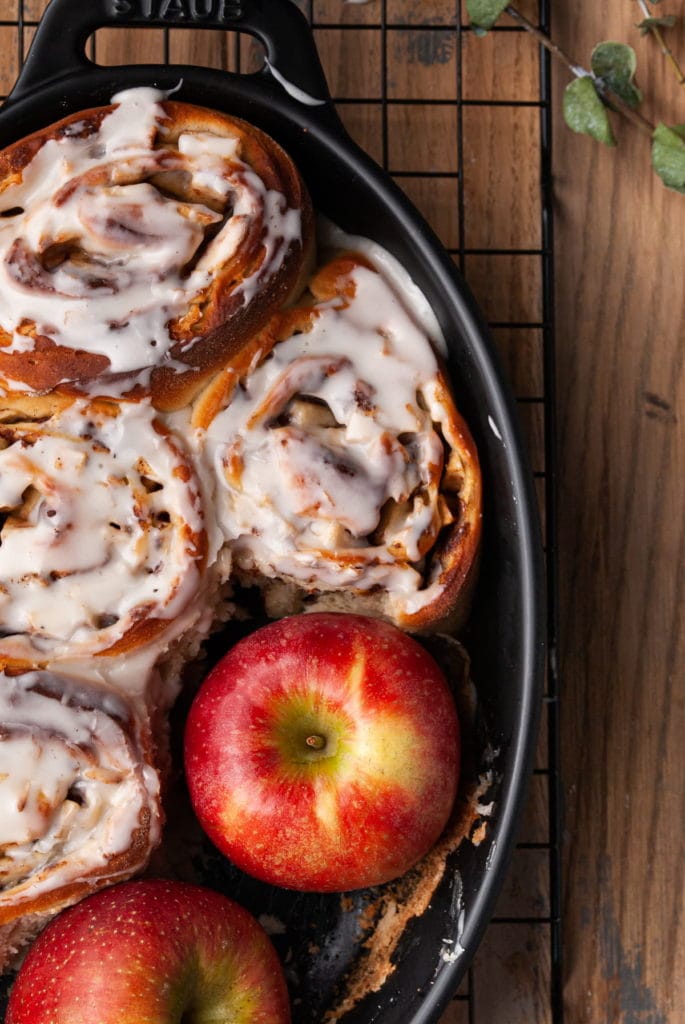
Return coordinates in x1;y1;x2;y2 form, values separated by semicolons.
7;0;333;111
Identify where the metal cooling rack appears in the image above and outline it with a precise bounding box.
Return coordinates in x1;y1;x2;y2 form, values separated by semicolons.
288;4;564;1021
1;2;563;1021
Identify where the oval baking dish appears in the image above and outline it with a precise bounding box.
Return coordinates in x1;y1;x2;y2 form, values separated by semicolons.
0;2;545;1021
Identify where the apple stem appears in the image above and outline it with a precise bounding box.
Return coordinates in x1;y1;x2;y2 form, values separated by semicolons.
305;734;326;751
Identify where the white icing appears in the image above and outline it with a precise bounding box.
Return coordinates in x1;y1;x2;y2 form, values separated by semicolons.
488;415;503;442
318;217;446;354
0;671;159;905
203;259;454;615
0;88;301;382
265;59;327;107
0;398;206;663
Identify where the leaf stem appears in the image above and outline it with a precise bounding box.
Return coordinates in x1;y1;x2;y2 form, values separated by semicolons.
635;0;685;86
502;5;583;77
504;4;656;136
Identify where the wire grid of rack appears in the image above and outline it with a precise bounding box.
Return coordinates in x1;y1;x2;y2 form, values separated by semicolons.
291;7;564;1019
0;2;562;1021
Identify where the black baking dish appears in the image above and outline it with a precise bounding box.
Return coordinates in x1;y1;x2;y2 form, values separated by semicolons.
0;1;545;1021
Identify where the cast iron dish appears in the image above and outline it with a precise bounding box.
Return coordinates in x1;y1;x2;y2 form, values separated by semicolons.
0;1;545;1020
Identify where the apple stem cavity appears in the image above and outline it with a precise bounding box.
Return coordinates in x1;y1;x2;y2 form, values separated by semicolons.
305;733;326;751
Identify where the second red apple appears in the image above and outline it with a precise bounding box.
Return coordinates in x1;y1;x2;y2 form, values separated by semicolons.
6;879;290;1024
184;613;460;892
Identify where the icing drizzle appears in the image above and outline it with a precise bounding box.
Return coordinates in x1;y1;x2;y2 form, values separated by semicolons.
0;398;206;663
0;671;159;907
0;88;302;383
203;256;461;614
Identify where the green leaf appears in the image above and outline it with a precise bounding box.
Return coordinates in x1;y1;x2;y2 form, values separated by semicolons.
637;15;677;35
652;122;685;192
563;76;616;147
466;0;509;32
591;41;642;109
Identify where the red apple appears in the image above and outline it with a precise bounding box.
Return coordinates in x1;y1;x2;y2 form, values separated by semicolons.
7;879;290;1024
184;613;460;892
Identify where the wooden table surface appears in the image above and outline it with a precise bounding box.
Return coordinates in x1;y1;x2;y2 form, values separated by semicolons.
554;4;685;1024
1;2;683;1022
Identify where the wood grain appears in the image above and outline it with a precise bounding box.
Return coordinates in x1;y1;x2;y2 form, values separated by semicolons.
550;4;685;1022
0;27;18;96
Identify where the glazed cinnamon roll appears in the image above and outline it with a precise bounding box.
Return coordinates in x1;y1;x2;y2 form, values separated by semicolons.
0;670;161;971
0;88;314;409
196;254;481;631
0;397;208;671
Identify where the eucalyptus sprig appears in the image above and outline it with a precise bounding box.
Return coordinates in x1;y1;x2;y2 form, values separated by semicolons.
466;0;685;193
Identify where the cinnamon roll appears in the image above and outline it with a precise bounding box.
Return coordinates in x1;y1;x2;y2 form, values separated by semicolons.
0;670;161;971
196;253;481;631
0;397;208;671
0;88;314;410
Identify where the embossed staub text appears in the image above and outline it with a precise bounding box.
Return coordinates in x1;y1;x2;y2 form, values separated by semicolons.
108;0;243;22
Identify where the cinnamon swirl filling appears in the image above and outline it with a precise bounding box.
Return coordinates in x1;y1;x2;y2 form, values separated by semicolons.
0;671;160;956
0;88;314;408
0;398;207;668
197;254;481;630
